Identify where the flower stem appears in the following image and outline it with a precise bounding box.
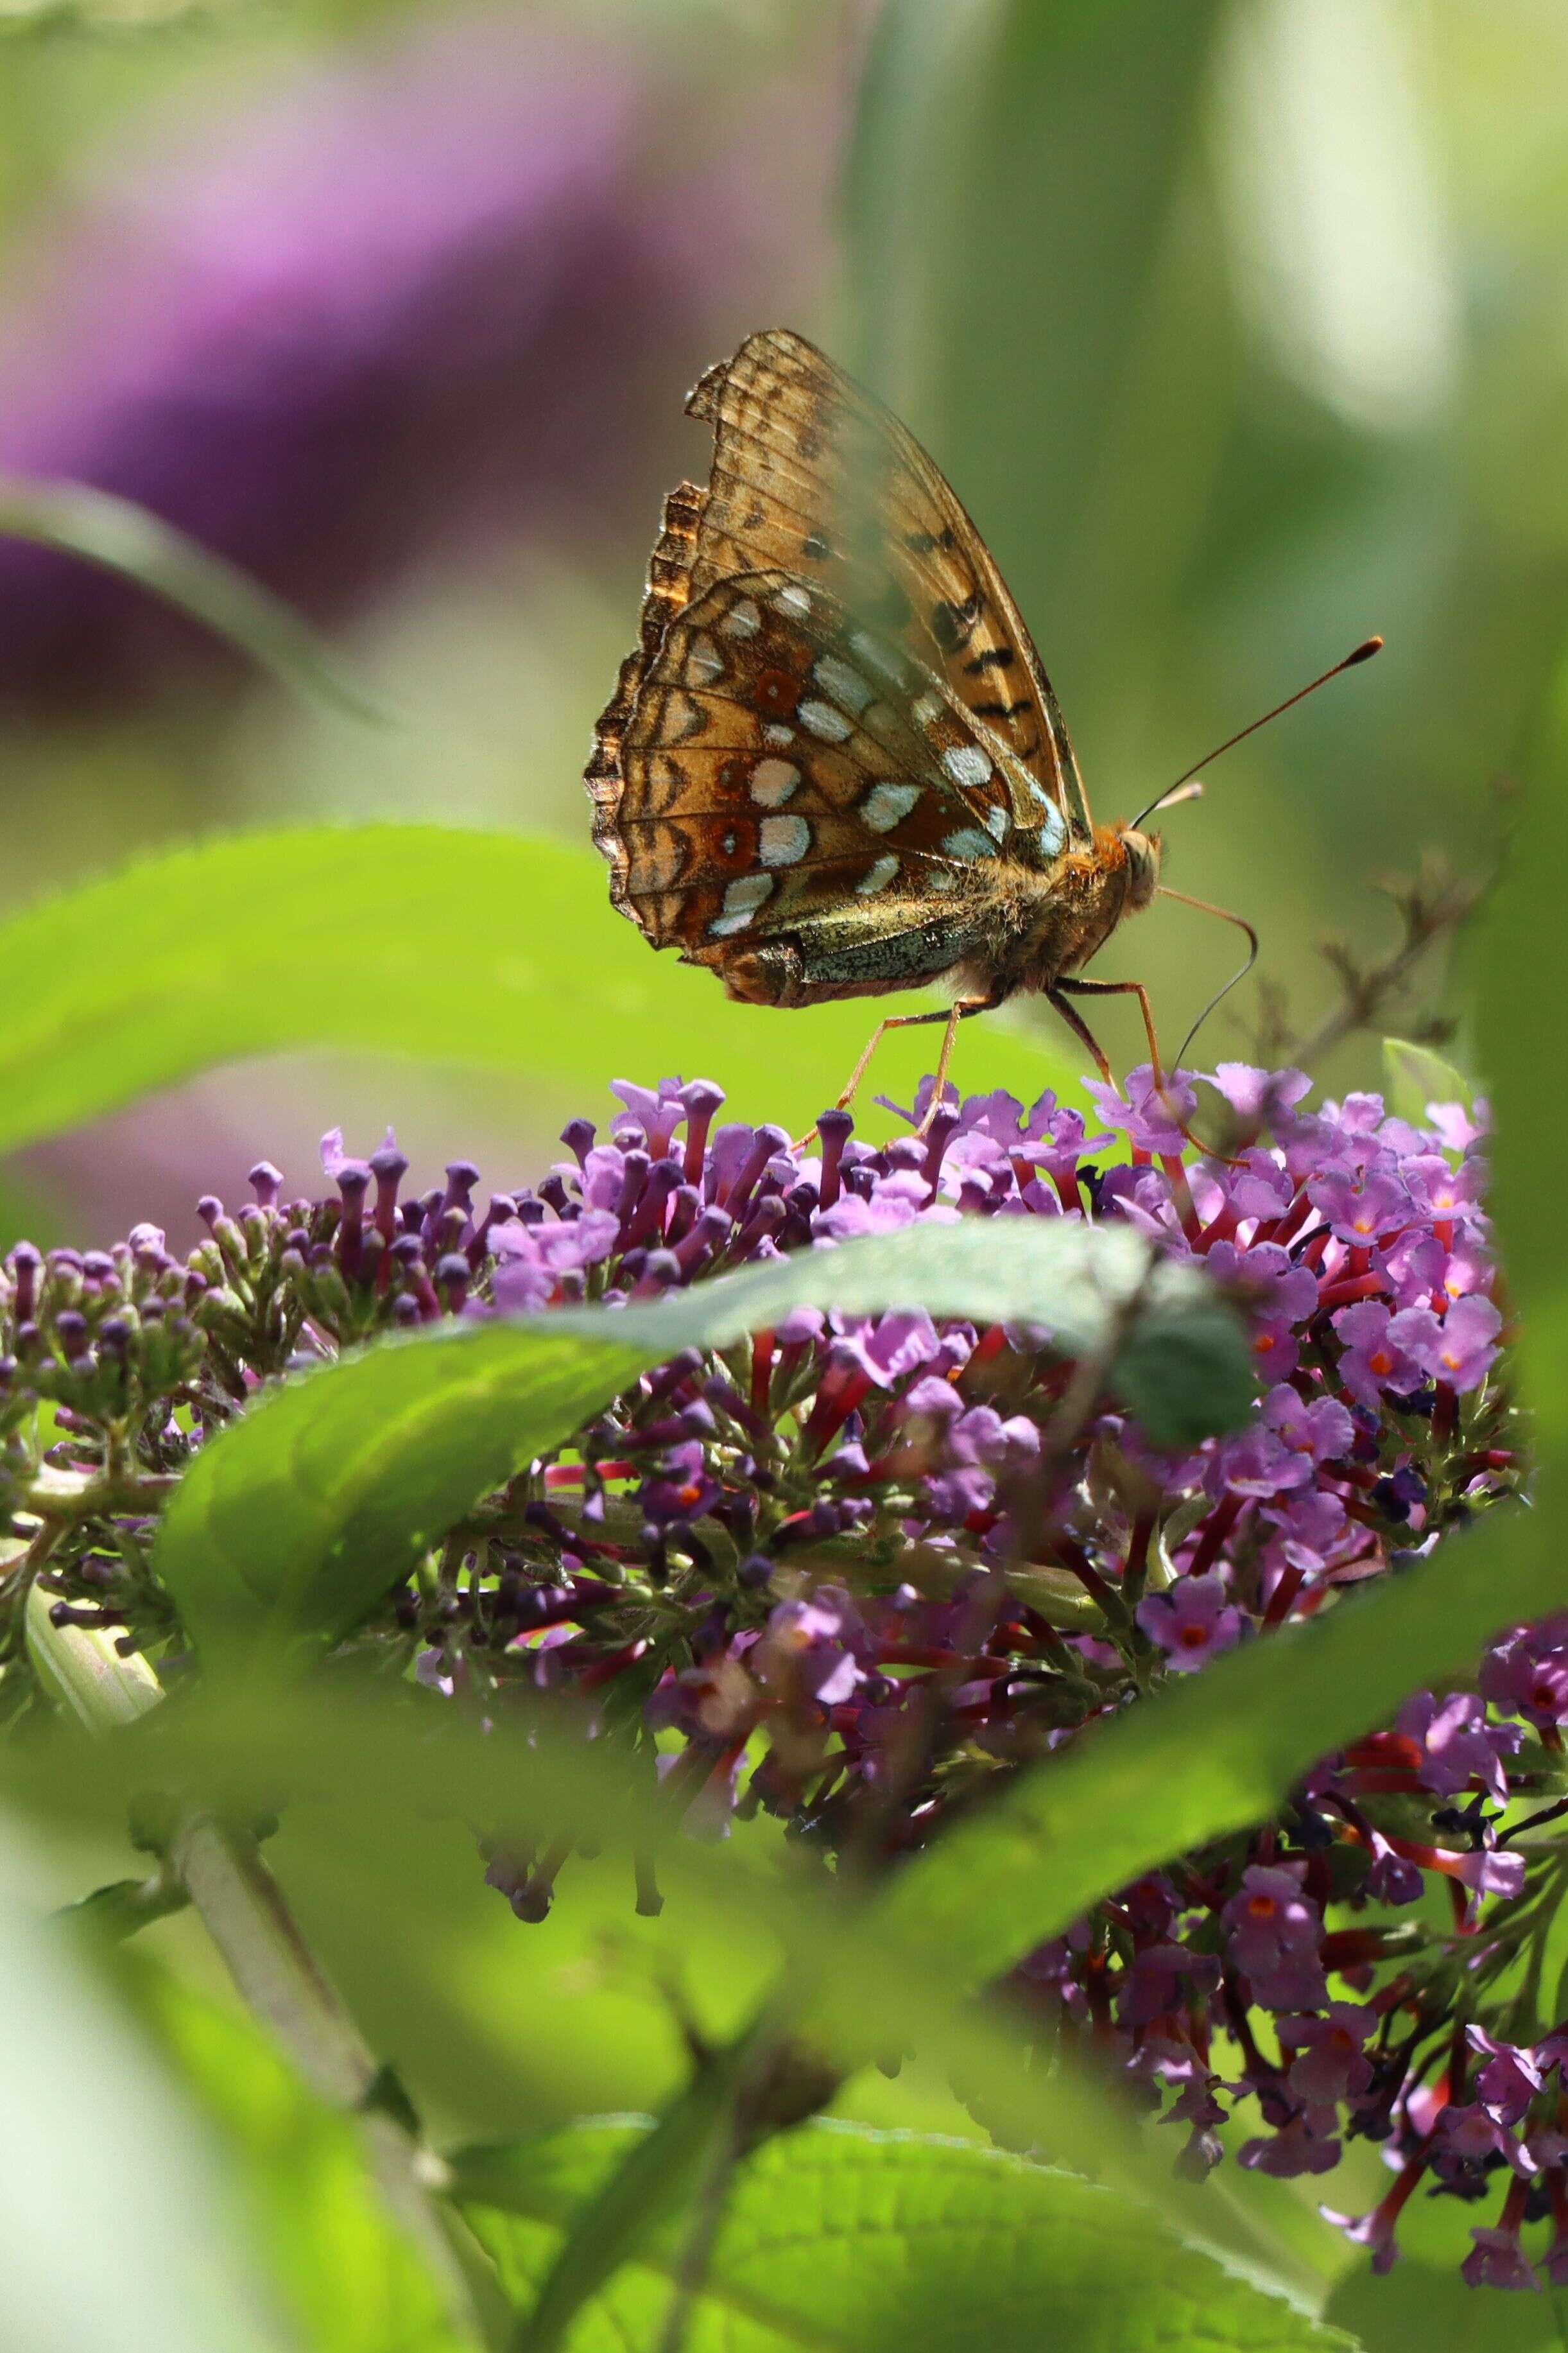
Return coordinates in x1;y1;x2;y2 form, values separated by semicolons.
29;1604;508;2351
168;1809;508;2348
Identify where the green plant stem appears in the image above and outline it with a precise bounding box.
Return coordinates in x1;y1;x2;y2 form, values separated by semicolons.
168;1809;507;2348
653;2104;745;2353
28;1602;508;2350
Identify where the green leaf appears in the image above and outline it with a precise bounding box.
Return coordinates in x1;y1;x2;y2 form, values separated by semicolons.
453;2117;1353;2352
1326;2253;1556;2353
150;1219;1252;1660
0;476;384;722
870;1502;1553;1990
0;1683;1339;2301
1381;1038;1472;1130
126;1956;477;2353
509;2069;739;2353
0;825;1069;1154
0;1862;289;2352
1478;638;1568;1458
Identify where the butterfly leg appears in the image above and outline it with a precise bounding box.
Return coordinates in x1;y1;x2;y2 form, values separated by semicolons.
1054;977;1167;1086
1046;987;1115;1086
802;996;995;1149
1055;977;1232;1161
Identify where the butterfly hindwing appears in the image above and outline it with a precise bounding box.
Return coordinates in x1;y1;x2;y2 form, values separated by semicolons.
592;566;1070;994
682;329;1093;853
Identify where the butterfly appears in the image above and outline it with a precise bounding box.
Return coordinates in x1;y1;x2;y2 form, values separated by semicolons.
586;327;1188;1122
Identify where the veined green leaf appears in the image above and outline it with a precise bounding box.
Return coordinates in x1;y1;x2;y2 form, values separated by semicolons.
150;1218;1252;1660
453;2117;1352;2352
0;826;1069;1154
0;476;383;722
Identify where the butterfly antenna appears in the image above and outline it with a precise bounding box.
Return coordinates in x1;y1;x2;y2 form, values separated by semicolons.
1130;636;1383;832
1156;885;1260;1070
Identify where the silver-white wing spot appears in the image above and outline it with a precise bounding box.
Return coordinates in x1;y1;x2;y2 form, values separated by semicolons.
750;758;800;808
810;654;875;716
685;633;724;686
759;813;811;867
942;745;993;790
719;596;761;639
857;854;900;896
709;873;775;936
771;584;812;620
982;803;1008;842
861;781;922;833
1035;802;1067;857
798;699;853;743
942;827;997;862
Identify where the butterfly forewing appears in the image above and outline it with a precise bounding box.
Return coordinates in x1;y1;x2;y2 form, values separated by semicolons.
683;328;1092;852
599;568;1067;980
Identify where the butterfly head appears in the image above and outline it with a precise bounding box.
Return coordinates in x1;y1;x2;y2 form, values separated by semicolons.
1113;823;1161;912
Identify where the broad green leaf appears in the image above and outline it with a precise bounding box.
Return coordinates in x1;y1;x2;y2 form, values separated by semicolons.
0;477;383;722
510;2067;741;2353
0;825;1067;1154
0;1852;289;2352
1381;1037;1473;1130
453;2117;1353;2352
0;1684;1336;2304
150;1219;1252;1660
871;1502;1553;1989
126;1956;478;2353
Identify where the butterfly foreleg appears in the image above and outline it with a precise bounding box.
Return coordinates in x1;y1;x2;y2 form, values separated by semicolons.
801;993;997;1150
1054;975;1166;1087
1046;986;1114;1086
1056;976;1232;1162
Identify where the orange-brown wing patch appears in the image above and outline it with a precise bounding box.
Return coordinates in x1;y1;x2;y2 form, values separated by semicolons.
587;478;707;917
592;568;1067;964
682;329;1092;851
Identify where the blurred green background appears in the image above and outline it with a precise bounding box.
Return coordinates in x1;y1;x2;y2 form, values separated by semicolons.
0;0;1561;1251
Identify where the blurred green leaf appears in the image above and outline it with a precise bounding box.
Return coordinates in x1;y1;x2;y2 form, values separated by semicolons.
128;1956;477;2353
0;1864;289;2352
151;1219;1251;1660
0;478;384;722
0;826;1069;1156
1381;1038;1472;1129
1326;2254;1555;2353
845;0;1565;1108
454;2117;1352;2352
872;1502;1550;1989
1478;636;1568;1452
0;1685;1336;2302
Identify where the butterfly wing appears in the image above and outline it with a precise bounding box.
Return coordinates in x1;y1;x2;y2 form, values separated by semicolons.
682;327;1092;852
590;564;1068;1005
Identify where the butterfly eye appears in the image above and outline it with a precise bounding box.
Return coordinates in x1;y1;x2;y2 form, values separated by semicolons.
1121;828;1160;908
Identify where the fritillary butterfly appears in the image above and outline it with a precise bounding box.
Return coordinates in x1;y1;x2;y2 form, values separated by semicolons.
586;327;1176;1112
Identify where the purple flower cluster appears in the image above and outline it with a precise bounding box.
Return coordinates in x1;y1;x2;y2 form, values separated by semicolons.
3;1057;1557;2289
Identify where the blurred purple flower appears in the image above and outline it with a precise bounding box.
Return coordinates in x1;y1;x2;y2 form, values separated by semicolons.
0;9;837;706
